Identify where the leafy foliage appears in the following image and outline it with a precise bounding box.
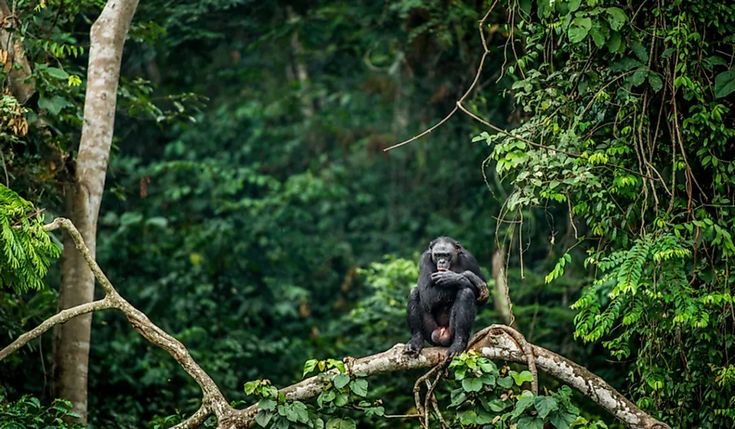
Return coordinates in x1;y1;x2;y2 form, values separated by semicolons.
243;358;382;429
484;0;735;426
0;185;59;291
445;352;604;429
0;391;83;428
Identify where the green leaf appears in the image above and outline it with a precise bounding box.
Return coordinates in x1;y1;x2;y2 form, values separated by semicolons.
272;417;289;429
519;0;532;16
537;0;552;18
610;58;641;73
450;389;467;407
458;410;478;425
497;376;513;389
648;72;664;93
479;373;496;387
632;40;649;63
475;410;495;425
630;67;648;87
568;16;592;44
487;399;509;412
517;416;545;429
714;70;735;98
606;31;622;52
38;95;71;116
365;405;384;417
534;396;559;418
511;391;536;419
479;360;498;374
255;410;273;427
326;418;356;429
303;359;318;376
589;22;608;48
317;389;336;407
334;391;349;407
259;399;277;411
453;366;467;380
349;379;368;397
605;7;627;31
292;402;309;423
46;67;69;80
462;377;484;392
511;370;534;386
244;381;259;395
550;410;578;429
333;374;350;389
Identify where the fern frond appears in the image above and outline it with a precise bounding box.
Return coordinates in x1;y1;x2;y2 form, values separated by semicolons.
0;185;60;292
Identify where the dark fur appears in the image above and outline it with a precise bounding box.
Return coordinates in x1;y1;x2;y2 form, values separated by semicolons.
404;236;488;358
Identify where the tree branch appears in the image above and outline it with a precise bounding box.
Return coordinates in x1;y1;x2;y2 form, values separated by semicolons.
7;217;231;425
229;326;668;429
471;325;670;429
0;298;113;360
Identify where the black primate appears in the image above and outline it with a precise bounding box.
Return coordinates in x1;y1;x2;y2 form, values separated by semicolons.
404;236;489;358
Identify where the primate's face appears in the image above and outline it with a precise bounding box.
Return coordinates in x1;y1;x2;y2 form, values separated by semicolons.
431;240;457;271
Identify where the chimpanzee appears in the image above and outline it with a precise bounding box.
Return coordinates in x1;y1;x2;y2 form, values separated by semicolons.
404;236;488;358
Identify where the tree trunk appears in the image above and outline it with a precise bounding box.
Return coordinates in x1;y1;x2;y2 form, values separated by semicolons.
52;0;139;422
492;247;516;328
286;6;315;119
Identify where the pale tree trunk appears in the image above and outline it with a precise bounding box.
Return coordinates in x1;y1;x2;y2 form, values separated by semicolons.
492;247;516;328
52;0;139;422
286;6;314;119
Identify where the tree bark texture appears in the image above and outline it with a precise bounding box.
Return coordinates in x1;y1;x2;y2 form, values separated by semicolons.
492;247;516;327
52;0;139;422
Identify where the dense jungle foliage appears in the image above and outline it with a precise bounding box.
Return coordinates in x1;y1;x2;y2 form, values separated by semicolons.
0;0;734;428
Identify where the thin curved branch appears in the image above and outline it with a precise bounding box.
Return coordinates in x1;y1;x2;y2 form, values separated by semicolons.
383;0;499;152
0;298;114;360
171;404;212;429
11;218;234;425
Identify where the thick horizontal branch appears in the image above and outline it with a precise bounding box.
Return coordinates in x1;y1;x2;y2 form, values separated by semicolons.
230;327;669;429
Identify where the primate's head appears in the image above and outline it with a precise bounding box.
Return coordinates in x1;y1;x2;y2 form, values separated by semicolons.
429;236;461;272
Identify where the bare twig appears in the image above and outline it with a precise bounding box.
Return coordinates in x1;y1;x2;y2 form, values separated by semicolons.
383;1;499;152
383;0;580;160
413;362;446;428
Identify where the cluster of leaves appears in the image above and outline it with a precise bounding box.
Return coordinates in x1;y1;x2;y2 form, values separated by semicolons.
445;352;604;429
242;358;383;429
0;184;59;292
0;391;83;428
482;0;735;426
0;0;100;201
328;258;417;354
